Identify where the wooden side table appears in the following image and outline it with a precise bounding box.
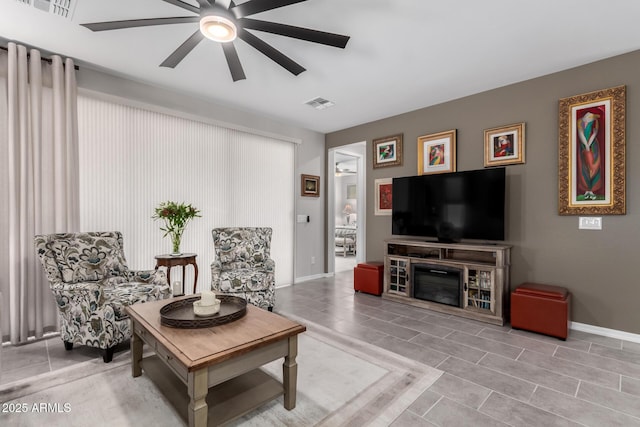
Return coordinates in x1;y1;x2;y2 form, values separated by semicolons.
155;253;199;295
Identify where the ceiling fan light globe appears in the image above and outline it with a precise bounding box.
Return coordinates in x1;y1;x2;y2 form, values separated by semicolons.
200;16;237;42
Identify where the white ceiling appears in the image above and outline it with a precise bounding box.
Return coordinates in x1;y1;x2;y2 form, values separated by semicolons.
3;0;640;133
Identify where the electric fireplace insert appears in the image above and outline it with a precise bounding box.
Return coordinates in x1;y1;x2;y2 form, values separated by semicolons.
411;263;463;308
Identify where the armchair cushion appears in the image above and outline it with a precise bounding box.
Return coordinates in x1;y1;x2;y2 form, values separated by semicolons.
107;268;169;320
216;263;274;293
104;281;168;321
214;228;271;264
50;234;128;284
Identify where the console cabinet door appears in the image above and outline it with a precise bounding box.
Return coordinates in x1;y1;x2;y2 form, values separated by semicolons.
387;257;410;297
464;267;495;314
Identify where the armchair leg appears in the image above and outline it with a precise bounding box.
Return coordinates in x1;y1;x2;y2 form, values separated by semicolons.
63;341;73;351
102;347;115;363
268;306;273;312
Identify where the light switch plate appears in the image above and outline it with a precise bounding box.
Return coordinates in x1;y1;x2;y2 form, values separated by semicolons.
579;217;602;230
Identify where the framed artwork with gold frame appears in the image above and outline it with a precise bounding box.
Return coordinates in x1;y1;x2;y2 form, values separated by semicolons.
558;85;625;215
417;130;456;175
484;122;525;167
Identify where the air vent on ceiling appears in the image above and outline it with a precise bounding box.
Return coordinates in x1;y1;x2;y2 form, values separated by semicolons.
304;97;335;110
15;0;77;19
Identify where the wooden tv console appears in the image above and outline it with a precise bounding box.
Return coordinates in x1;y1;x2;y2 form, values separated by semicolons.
383;238;511;325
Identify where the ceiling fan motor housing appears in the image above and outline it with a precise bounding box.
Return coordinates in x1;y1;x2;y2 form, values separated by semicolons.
199;5;238;42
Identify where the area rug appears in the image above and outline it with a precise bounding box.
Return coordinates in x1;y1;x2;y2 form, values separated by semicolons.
0;315;442;426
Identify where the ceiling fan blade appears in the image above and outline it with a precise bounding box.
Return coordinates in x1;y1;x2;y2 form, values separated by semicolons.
196;0;213;8
232;0;306;19
240;18;350;48
221;43;246;81
160;0;200;14
82;16;199;32
238;28;305;75
160;30;205;68
217;0;233;9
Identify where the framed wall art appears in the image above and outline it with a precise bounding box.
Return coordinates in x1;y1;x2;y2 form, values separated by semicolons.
372;134;403;168
558;85;625;215
374;178;393;215
417;130;456;175
484;122;525;167
301;174;320;197
346;184;356;199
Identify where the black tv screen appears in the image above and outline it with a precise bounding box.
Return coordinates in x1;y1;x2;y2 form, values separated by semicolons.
392;168;505;242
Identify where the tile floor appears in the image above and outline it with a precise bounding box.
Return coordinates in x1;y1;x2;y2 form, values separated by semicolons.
0;338;129;385
2;271;640;426
277;272;640;427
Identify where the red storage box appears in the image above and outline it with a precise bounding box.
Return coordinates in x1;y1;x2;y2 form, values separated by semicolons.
511;283;571;340
354;262;384;296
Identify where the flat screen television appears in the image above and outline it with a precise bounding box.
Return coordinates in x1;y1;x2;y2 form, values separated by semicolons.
392;168;505;242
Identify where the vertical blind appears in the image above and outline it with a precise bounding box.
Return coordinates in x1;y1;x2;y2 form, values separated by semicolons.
76;95;294;290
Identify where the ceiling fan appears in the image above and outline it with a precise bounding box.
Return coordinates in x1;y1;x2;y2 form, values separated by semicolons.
81;0;350;82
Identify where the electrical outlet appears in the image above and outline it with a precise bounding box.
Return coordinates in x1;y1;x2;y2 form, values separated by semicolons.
311;256;316;264
579;216;602;230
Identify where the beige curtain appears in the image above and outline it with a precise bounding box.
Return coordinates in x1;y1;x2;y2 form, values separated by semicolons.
0;42;79;344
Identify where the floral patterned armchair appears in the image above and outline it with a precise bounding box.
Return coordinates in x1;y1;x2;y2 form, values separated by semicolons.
34;231;171;362
211;227;275;311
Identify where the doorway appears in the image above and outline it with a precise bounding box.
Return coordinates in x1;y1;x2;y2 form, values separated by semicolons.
327;142;366;274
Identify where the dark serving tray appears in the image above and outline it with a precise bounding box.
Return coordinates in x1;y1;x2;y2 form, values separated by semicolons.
160;295;247;329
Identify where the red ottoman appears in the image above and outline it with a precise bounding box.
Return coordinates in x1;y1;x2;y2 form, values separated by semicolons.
511;283;571;340
354;262;384;296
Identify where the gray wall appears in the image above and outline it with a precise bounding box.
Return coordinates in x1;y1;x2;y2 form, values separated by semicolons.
76;66;327;282
326;49;640;334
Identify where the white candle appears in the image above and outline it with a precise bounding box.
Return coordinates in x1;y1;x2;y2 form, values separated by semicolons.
172;281;182;295
200;290;216;306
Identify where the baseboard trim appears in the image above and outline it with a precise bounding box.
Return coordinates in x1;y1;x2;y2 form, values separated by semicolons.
571;321;640;344
294;273;332;284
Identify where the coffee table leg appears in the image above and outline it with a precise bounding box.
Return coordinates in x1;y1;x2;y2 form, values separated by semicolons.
131;321;142;378
283;335;299;410
188;368;208;427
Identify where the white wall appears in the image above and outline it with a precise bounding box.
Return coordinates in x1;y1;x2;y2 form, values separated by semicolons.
76;66;327;281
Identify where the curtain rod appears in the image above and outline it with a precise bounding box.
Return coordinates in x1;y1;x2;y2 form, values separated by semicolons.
0;45;80;71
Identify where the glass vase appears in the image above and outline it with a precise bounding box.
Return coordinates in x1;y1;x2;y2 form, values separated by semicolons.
171;232;182;255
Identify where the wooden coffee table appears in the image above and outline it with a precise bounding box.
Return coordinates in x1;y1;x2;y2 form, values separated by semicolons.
126;296;306;427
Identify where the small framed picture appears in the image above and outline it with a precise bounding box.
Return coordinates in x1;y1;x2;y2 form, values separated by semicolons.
374;178;393;216
301;174;320;197
484;122;525;167
417;130;456;175
372;134;403;168
346;184;357;199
